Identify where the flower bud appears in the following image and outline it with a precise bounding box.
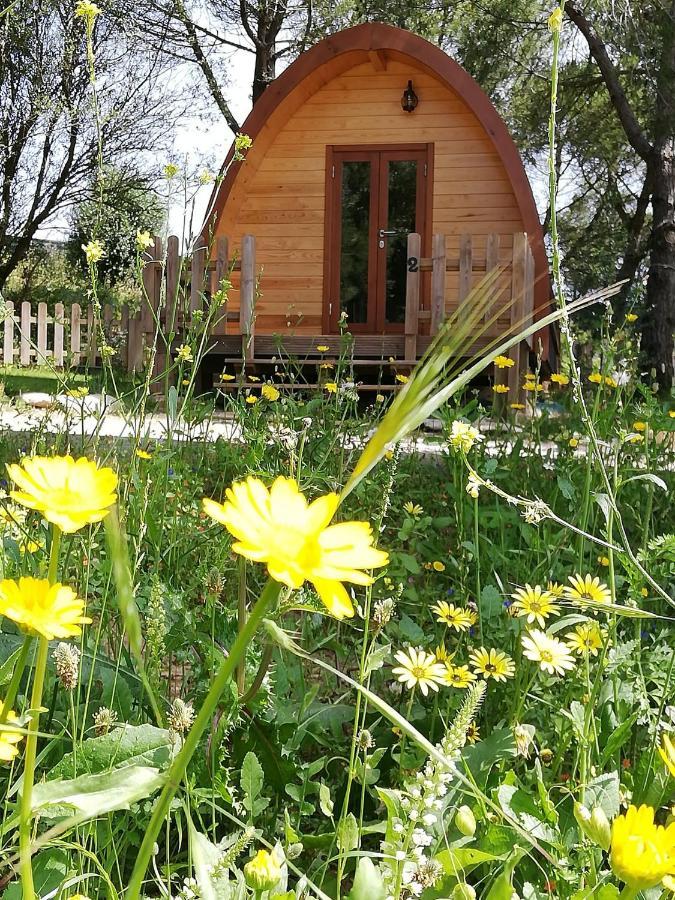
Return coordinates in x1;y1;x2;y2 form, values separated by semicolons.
574;802;611;851
244;848;282;892
455;804;476;837
451;884;477;900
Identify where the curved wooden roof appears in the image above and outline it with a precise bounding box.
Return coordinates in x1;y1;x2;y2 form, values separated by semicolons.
203;22;548;314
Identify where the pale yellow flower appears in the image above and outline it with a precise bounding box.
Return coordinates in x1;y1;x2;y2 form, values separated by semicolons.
395;373;409;384
550;373;569;385
510;584;559;628
0;701;23;762
176;344;193;363
449;420;482;453
432;601;476;632
202;476;388;619
325;382;337;394
469;647;514;682
522;629;575;675
82;239;104;265
548;6;563;32
492;384;510;393
392;647;445;696
0;577;91;641
493;355;515;369
566;621;604;657
136;230;153;251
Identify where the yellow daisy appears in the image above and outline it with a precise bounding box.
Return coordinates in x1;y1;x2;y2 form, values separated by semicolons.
135;449;152;460
0;577;91;641
325;382;338;394
659;733;675;778
493;355;515;369
610;804;675;889
550;373;569;385
221;373;236;382
443;664;476;689
7;455;118;533
392;647;446;696
546;581;565;598
588;372;603;384
510;403;526;410
625;313;638;323
395;374;409;384
469;647;514;682
521;629;576;675
565;573;611;606
261;384;280;401
245;395;258;405
493;384;510;394
566;621;604;657
202;476;388;619
510;584;560;628
316;345;329;352
0;700;23;762
432;601;476;632
432;560;446;572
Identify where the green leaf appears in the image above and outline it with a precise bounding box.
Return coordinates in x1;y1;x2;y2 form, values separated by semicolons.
347;858;386;900
336;812;359;853
436;846;504;875
584;772;620;819
600;712;639;766
29;765;165;822
485;849;525;899
48;724;175;780
623;473;668;492
187;816;221;900
241;750;264;811
364;642;391;676
319;782;334;817
496;785;558;843
2;848;70;900
0;644;24;687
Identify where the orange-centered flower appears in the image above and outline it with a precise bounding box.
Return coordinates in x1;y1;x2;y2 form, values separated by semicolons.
7;455;118;533
0;577;91;640
202;476;388;619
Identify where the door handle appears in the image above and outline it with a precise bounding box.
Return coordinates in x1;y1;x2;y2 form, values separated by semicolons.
378;229;402;238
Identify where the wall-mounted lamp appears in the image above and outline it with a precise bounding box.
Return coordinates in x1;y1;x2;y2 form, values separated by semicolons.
401;80;419;113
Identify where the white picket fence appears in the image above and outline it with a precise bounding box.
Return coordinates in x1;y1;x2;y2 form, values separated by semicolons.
2;301;94;367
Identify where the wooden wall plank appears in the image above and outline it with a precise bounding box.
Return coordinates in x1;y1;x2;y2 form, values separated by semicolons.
404;233;421;360
3;301;14;365
430;233;446;334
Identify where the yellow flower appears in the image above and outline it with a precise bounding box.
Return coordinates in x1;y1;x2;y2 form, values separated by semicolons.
163;163;179;179
82;239;104;265
633;421;647;432
66;387;89;398
395;373;409;384
0;700;23;762
588;372;603;384
548;6;563;31
136;230;153;251
221;373;235;382
375;394;385;403
466;722;480;744
610;805;675;889
443;664;476;689
510;403;525;410
262;384;280;401
566;621;604;657
176;344;193;363
433;643;453;663
629;433;644;444
605;376;618;388
521;629;576;675
523;382;543;392
0;577;91;641
74;0;100;22
493;355;515;369
202;476;387;619
432;560;445;572
565;573;611;606
244;848;283;892
469;647;514;682
20;540;40;554
403;501;423;517
641;587;649;598
449;420;482;453
320;362;334;370
669;410;675;419
316;345;329;352
182;379;191;386
597;555;610;567
510;584;560;628
135;449;152;460
659;734;675;778
325;382;338;394
249;375;261;382
432;601;476;632
246;395;257;405
392;647;446;696
625;313;638;323
493;384;510;393
546;581;565;598
550;373;569;386
569;437;579;448
7;455;118;533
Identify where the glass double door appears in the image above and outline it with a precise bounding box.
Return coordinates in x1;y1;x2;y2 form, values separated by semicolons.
327;146;428;333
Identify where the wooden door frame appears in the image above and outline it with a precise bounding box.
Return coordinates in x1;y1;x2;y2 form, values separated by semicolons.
323;142;434;334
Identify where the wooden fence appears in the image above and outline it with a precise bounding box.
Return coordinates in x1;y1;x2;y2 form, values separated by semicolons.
1;231;537;396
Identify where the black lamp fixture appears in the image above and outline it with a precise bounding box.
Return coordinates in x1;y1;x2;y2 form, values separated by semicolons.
401;79;419;113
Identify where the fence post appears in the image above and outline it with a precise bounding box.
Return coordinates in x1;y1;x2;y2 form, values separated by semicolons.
165;235;180;337
86;305;97;367
458;233;472;310
240;234;256;364
20;301;32;365
36;302;48;364
508;232;528;402
430;233;446;335
484;233;500;324
213;236;229;335
71;303;82;366
3;301;14;365
53;303;65;366
190;245;206;315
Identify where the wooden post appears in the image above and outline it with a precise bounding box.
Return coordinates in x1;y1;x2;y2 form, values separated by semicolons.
484;233;500;324
190;245;206;315
36;302;48;364
165;234;180;334
213;236;229;335
71;303;82;366
127;307;143;373
508;232;528;402
53;303;65;367
458;233;472;310
20;301;32;365
87;304;97;366
240;234;256;364
524;242;535;350
404;232;421;360
430;233;446;335
3;301;14;365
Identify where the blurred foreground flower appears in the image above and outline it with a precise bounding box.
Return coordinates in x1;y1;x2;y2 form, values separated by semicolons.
610;804;675;889
203;476;388;619
0;578;91;640
660;733;675;777
7;455;118;533
0;701;23;761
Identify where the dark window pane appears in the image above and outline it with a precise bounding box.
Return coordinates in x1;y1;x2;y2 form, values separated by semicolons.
385;160;417;324
340;161;370;324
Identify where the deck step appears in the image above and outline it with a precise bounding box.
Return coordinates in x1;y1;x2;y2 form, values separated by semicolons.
214;381;402;392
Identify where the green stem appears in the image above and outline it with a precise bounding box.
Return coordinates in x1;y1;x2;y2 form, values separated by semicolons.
619;887;639;900
48;526;62;585
0;635;33;725
18;635;50;900
125;579;281;900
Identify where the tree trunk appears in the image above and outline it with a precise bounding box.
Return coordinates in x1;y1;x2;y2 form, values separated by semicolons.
252;42;275;103
641;140;675;391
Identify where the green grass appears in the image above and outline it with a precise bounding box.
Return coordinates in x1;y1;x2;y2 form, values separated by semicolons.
0;365;91;397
